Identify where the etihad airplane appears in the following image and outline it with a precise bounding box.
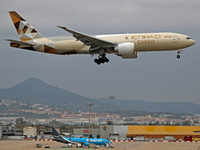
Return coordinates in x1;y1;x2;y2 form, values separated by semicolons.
52;127;112;148
6;11;195;65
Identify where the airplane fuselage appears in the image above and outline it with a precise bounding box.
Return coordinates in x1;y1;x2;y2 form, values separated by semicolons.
7;11;195;65
30;32;195;55
63;137;110;146
52;127;111;147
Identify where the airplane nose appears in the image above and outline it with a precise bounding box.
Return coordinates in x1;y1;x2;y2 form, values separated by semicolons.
191;39;196;45
188;39;195;46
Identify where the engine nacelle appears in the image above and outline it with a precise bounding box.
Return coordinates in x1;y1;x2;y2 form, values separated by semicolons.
76;143;81;148
67;143;72;148
84;142;89;146
115;43;137;59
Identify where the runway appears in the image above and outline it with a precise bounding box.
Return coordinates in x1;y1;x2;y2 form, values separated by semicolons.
0;140;200;150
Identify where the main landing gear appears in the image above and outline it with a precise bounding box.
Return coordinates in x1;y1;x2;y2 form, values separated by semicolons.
94;54;109;65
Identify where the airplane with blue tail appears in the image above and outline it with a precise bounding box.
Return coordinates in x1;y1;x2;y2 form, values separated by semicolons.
52;127;113;148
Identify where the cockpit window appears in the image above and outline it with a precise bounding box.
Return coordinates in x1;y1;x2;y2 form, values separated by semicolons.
186;37;192;40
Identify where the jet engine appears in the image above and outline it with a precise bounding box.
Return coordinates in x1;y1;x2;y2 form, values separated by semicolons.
84;142;89;146
76;143;82;148
67;143;72;148
115;43;137;59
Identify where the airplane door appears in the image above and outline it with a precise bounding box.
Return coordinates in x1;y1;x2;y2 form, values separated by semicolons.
173;36;178;43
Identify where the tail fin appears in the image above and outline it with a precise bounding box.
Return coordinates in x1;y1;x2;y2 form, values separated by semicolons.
52;127;72;144
52;127;60;136
9;11;43;42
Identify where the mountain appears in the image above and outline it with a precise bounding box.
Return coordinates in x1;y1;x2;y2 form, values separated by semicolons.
0;88;5;93
98;98;200;114
0;77;200;114
0;77;110;111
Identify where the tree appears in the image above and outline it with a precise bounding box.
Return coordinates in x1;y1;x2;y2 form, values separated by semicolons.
15;118;27;126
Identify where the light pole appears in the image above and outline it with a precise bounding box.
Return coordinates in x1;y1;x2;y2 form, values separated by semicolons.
109;96;115;140
85;103;93;147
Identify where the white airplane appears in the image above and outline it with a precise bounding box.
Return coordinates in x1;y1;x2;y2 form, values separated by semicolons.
6;11;195;65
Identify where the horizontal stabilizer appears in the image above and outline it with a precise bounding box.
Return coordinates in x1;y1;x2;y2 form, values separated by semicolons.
5;39;35;46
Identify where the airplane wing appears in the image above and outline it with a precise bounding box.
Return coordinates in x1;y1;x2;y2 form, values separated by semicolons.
5;39;36;46
57;26;117;54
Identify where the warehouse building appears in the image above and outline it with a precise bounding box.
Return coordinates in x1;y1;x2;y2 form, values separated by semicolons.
74;128;100;138
100;125;128;140
74;125;200;141
127;126;200;141
73;125;128;140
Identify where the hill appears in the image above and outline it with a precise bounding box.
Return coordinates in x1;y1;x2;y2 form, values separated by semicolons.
0;77;110;111
98;98;200;114
0;77;200;114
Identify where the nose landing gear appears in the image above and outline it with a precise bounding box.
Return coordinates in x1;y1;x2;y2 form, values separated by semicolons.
94;54;109;65
177;50;182;59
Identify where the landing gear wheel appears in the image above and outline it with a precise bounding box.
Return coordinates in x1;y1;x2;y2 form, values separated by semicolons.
94;54;109;65
177;55;180;59
94;58;98;63
105;58;109;63
97;61;101;65
99;58;104;63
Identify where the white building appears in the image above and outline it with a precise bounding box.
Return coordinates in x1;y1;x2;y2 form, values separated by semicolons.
0;126;16;139
23;127;37;136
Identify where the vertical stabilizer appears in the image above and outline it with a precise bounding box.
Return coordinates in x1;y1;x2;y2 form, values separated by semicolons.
52;127;72;144
52;127;60;136
9;11;43;42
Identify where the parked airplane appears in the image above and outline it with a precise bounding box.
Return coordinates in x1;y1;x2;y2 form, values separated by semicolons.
6;11;195;65
52;127;112;148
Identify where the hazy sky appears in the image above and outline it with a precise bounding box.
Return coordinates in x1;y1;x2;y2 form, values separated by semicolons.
0;0;200;104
